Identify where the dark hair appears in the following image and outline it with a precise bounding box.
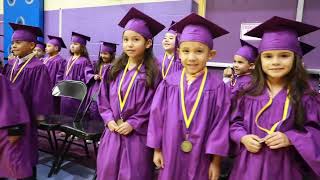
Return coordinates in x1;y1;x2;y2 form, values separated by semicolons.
108;41;159;89
95;52;115;72
241;54;317;130
69;44;89;58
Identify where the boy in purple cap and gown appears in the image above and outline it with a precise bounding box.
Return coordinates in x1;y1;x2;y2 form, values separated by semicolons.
229;16;320;180
96;7;164;180
60;32;93;117
43;35;67;113
0;74;33;179
224;40;257;101
33;41;46;60
2;23;53;178
147;13;230;180
158;21;183;79
84;41;117;121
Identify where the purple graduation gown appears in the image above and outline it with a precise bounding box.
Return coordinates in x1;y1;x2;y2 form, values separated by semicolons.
0;74;33;179
157;54;183;78
44;54;66;113
228;74;252;102
230;88;320;180
60;56;93;117
2;56;53;166
147;70;230;180
83;61;110;121
97;64;160;180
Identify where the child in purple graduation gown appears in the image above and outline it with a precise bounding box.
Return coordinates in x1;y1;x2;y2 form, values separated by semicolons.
223;40;257;101
33;41;46;60
96;7;164;180
229;16;320;180
43;35;67;113
84;41;117;121
147;13;231;180
2;23;53;179
0;74;33;179
158;21;182;79
60;32;93;117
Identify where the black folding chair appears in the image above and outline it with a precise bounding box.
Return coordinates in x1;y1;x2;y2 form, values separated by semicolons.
38;80;87;152
48;84;104;177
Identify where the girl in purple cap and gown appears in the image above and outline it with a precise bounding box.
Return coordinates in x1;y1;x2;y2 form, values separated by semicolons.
2;23;53;178
84;42;117;121
33;42;46;60
60;32;93;117
230;16;320;180
158;21;183;79
147;13;230;180
0;74;33;179
43;35;67;113
96;7;164;180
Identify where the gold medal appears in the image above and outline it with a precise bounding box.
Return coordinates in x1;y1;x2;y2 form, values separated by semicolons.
180;140;193;153
116;119;124;126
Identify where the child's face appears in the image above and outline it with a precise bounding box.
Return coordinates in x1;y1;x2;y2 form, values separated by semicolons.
233;55;254;75
11;40;35;57
162;32;176;52
122;30;152;59
70;42;81;53
45;43;58;54
261;50;294;80
100;52;111;63
179;41;216;75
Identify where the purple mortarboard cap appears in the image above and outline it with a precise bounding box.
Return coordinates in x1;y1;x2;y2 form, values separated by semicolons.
245;16;320;56
36;41;46;50
48;35;66;48
299;41;315;56
118;7;165;39
10;23;43;42
170;13;229;49
100;41;118;53
235;40;258;63
167;21;177;34
71;32;91;46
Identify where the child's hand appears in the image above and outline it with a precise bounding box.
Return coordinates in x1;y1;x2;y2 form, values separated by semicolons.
223;67;233;78
241;134;262;153
208;156;221;180
116;122;133;135
8;135;21;144
264;132;291;149
94;74;101;81
107;120;119;132
153;149;165;169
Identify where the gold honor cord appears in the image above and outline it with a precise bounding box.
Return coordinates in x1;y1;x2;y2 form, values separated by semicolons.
118;62;143;111
180;67;208;129
255;90;290;135
161;52;175;79
43;54;58;64
65;56;80;76
10;54;35;83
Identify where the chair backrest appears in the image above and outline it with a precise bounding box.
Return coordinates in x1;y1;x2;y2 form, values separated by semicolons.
52;80;87;101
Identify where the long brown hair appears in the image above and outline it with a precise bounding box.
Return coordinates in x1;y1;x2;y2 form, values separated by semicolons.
108;43;159;89
242;54;317;130
69;44;89;58
96;52;115;72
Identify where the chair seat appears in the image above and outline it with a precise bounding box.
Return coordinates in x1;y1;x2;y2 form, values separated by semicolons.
38;115;74;130
59;119;105;140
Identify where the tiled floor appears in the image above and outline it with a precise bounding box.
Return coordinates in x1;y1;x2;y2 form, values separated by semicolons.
36;152;95;180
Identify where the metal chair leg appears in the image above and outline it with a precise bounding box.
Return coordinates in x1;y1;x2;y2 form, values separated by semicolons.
46;130;55;151
54;135;75;174
48;134;69;177
83;139;90;158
